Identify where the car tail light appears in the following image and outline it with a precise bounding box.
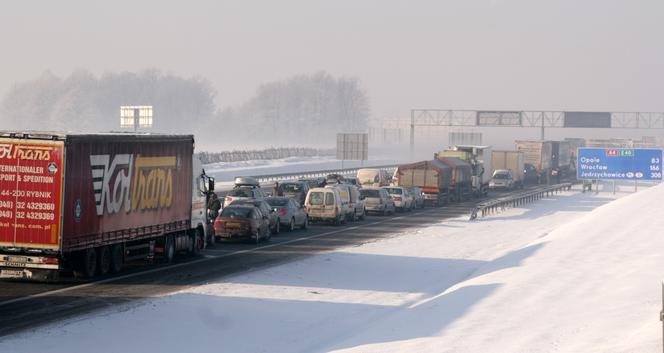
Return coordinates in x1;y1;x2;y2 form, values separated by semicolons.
278;208;288;215
394;196;402;201
40;257;59;264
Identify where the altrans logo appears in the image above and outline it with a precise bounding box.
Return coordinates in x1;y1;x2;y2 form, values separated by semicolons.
90;154;176;216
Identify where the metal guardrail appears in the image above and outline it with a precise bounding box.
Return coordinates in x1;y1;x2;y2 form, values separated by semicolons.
250;164;399;183
469;183;573;220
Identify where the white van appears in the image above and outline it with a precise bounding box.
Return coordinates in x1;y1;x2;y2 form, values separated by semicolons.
357;168;390;187
304;187;346;225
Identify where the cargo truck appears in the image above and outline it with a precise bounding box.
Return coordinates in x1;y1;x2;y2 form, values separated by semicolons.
0;132;216;280
515;140;571;184
491;150;525;188
435;145;493;197
436;157;472;201
394;160;451;206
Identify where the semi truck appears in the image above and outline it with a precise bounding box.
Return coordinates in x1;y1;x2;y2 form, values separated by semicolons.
394;160;451;206
515;140;571;184
435;145;493;197
0;132;216;280
491;150;525;188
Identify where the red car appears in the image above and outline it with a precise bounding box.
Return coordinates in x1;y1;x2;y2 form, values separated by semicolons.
214;205;271;243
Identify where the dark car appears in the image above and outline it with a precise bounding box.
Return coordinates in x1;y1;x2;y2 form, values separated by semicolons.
265;197;309;231
298;177;326;189
213;205;271;243
229;199;281;234
274;181;310;205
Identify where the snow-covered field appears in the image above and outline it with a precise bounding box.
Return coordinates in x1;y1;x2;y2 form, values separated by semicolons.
2;181;663;352
204;156;400;185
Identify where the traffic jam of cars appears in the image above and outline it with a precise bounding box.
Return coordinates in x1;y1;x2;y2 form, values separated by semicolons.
212;168;417;243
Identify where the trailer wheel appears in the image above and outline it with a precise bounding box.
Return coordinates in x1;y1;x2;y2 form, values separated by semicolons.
74;248;97;278
97;246;111;276
192;229;204;255
110;244;123;273
164;236;175;264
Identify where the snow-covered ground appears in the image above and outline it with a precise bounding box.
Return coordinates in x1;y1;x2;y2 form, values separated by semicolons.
204;156;400;185
2;181;663;352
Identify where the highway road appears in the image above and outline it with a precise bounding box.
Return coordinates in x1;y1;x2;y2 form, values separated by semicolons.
0;186;541;337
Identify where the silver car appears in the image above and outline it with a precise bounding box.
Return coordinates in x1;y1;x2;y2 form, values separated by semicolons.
359;187;395;216
265;197;309;231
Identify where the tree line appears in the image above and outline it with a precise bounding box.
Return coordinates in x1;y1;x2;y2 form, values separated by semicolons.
1;70;370;148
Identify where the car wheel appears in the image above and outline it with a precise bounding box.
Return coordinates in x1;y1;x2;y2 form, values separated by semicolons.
264;227;272;241
334;217;342;226
301;217;308;230
359;209;366;221
289;218;295;232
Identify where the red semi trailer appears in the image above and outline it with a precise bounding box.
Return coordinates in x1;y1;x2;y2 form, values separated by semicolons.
0;132;216;280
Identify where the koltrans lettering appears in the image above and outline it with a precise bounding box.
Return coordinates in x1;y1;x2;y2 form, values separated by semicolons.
0;144;52;161
90;154;176;216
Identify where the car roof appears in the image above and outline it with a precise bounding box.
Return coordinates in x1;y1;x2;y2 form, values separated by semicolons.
224;204;256;209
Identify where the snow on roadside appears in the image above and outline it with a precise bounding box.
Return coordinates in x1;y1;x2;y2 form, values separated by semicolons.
1;182;661;353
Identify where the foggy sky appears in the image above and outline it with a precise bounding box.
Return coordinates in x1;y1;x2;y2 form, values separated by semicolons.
1;0;663;120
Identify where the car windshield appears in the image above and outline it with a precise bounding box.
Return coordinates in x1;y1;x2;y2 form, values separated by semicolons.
384;188;402;195
266;198;289;207
360;189;380;198
493;173;509;179
279;183;301;192
220;207;252;218
229;188;253;197
308;192;324;205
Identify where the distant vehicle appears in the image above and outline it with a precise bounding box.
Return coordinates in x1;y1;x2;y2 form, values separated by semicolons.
357;168;391;187
360;187;396;216
214;205;271;243
382;186;415;212
274;181;310;205
436;156;472;202
298;177;326;188
394;160;452;206
436;145;493;197
523;163;539;184
325;173;346;185
515;140;571;184
325;184;354;221
408;186;425;209
492;150;525;189
228;199;281;234
304;187;347;225
224;177;267;206
265;197;309;231
489;169;515;190
344;176;360;187
330;183;366;221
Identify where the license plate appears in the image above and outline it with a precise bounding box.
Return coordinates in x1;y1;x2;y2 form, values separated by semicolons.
0;269;25;279
6;256;27;263
226;222;241;228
